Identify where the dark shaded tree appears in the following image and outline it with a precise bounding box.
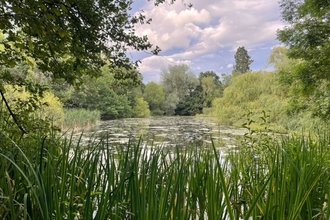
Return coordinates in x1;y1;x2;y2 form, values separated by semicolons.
175;85;203;116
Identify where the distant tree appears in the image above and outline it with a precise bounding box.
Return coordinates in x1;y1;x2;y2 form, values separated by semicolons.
161;64;198;100
66;67;135;119
175;85;203;116
163;93;180;116
233;46;253;74
132;97;150;118
143;82;166;115
199;71;221;84
198;71;223;107
160;64;199;115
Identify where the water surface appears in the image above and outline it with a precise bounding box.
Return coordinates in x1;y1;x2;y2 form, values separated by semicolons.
72;116;247;151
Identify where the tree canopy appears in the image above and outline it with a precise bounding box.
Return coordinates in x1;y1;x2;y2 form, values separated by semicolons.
0;0;165;86
160;64;199;115
278;0;330;119
233;46;253;74
143;82;165;115
278;0;330;91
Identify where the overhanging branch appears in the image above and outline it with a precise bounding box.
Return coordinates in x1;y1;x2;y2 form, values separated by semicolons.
0;88;27;134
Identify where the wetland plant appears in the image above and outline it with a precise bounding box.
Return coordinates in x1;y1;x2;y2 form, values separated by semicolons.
1;128;330;219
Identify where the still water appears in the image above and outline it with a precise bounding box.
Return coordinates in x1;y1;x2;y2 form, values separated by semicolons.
72;116;247;151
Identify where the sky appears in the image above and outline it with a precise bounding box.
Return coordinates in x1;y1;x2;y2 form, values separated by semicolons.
129;0;285;83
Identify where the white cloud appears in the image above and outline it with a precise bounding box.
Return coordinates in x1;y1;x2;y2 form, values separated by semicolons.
133;0;285;82
135;7;210;51
138;55;193;82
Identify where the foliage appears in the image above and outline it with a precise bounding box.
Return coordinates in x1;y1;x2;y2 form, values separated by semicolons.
233;46;253;74
198;71;223;109
66;67;141;119
143;82;165;115
175;85;204;116
229;119;330;219
2;85;64;127
278;0;330;119
210;71;289;130
0;0;180;139
0;0;161;86
132;97;150;118
163;92;180;116
160;64;199;115
1;122;330;219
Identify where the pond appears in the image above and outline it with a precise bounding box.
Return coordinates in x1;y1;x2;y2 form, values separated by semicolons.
71;116;247;152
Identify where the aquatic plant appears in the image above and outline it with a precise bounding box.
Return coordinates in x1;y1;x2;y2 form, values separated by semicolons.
1;126;330;219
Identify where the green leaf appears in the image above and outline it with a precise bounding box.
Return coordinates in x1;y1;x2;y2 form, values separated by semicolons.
59;30;66;38
52;8;61;16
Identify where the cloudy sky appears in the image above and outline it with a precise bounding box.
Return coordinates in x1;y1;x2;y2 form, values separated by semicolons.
129;0;285;83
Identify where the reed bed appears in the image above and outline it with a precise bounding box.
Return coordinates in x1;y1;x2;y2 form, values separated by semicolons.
1;129;330;219
62;108;100;131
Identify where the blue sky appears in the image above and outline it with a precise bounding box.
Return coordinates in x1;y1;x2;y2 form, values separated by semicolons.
130;0;285;83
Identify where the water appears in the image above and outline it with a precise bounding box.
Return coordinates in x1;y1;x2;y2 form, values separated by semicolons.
71;116;247;151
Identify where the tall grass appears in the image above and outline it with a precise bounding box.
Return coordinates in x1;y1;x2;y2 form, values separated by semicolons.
62;108;100;131
1;128;330;219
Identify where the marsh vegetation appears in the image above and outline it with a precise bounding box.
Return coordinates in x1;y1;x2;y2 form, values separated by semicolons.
1;121;330;219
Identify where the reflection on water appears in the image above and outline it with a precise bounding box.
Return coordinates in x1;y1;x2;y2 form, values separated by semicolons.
72;116;247;150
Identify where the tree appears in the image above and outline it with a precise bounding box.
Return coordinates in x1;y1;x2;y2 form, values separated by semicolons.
278;0;330;88
160;64;199;115
0;0;165;135
198;71;223;108
278;0;330;119
163;93;180;115
132;97;150;118
175;85;203;116
233;46;253;74
0;0;165;86
66;67;134;119
143;82;165;115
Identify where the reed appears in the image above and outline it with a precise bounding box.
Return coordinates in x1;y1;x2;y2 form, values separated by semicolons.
62;108;100;131
1;128;330;219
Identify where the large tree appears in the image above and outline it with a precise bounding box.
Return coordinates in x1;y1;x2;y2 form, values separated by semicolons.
278;0;330;119
160;64;199;115
0;0;165;86
233;46;253;74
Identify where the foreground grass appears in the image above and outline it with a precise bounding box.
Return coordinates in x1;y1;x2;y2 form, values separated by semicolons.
1;129;330;219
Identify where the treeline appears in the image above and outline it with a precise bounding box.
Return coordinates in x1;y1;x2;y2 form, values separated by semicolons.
0;60;223;124
2;45;328;133
63;64;225;118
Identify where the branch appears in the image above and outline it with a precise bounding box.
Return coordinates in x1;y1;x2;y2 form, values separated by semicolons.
0;88;27;134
